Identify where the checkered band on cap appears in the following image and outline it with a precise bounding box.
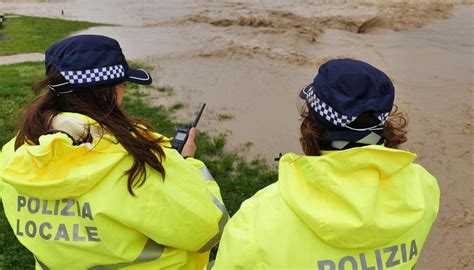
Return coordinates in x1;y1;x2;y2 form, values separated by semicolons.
306;86;358;128
60;65;125;85
305;85;391;130
377;112;389;123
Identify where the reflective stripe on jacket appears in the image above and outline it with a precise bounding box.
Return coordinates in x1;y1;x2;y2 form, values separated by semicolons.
0;113;228;269
213;146;440;270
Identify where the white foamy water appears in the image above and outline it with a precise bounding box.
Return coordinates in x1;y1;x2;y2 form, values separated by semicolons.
1;0;470;26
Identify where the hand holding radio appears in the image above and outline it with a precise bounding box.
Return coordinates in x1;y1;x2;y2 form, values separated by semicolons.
180;128;197;157
171;103;206;156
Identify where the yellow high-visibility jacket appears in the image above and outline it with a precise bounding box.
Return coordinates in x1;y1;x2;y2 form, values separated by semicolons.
214;146;440;270
0;113;228;269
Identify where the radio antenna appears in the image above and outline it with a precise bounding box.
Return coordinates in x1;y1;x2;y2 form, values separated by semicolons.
192;103;206;127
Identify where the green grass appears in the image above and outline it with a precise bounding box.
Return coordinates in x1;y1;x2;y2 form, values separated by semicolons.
0;62;43;146
0;64;277;268
217;113;235;121
0;15;102;56
170;102;185;111
156;86;174;93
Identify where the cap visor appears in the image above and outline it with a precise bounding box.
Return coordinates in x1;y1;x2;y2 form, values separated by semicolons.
299;83;313;99
126;68;152;85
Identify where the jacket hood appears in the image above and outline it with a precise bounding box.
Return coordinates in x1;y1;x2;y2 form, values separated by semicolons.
0;114;129;200
278;146;426;249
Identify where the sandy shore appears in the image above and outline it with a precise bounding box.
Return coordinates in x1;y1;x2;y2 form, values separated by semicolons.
1;0;473;269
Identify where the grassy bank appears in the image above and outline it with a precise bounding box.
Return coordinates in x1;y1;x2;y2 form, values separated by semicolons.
0;15;101;56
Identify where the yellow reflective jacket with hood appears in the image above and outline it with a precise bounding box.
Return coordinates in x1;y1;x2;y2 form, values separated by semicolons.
0;113;228;269
213;145;440;270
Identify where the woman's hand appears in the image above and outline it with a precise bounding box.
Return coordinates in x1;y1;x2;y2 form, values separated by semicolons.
181;127;197;158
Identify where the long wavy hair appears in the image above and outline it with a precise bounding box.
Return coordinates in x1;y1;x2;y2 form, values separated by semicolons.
299;103;408;156
15;68;166;195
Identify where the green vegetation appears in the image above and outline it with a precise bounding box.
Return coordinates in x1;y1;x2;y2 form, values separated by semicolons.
156;85;174;93
217;113;235;121
170;102;185;111
0;15;101;56
0;62;42;146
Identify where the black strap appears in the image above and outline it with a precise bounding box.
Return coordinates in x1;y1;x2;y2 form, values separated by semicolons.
322;131;385;151
43;130;76;142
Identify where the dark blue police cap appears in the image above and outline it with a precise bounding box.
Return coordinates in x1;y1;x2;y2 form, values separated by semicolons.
45;35;152;93
299;59;394;131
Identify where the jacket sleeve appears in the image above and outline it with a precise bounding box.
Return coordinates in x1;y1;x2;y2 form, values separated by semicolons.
180;156;229;251
213;202;258;270
108;149;229;253
185;157;224;203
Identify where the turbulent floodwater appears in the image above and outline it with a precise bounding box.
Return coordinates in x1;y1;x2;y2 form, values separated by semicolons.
1;0;473;269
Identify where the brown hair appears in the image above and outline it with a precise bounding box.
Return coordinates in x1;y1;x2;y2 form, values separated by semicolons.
15;68;166;195
299;103;408;156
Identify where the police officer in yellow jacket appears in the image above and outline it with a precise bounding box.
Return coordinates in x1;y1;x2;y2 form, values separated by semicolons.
213;59;440;270
0;35;228;269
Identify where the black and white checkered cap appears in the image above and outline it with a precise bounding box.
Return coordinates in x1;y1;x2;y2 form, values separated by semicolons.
60;65;125;85
45;35;152;94
300;84;389;131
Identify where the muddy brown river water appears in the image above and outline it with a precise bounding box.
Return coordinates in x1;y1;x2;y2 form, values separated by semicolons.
1;0;473;269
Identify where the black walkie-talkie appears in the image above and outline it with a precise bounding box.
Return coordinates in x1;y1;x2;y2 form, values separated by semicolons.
171;103;206;152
